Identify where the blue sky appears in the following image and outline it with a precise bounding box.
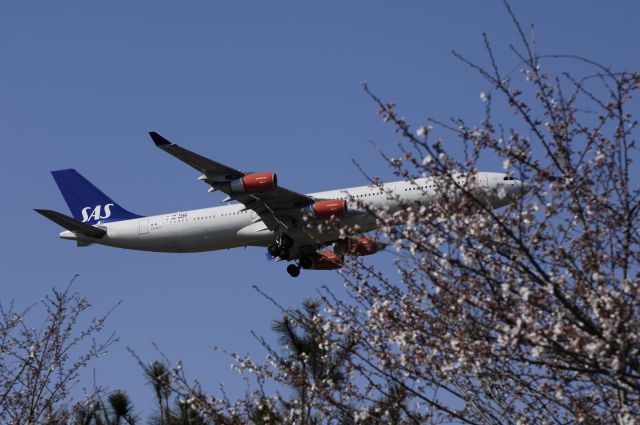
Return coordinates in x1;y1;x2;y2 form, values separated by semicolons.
2;0;638;416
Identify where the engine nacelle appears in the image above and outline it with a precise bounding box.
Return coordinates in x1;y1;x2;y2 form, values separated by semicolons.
310;251;343;270
308;199;348;219
230;173;278;193
334;237;383;257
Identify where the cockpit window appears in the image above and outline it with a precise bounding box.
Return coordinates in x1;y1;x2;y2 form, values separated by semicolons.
503;176;516;181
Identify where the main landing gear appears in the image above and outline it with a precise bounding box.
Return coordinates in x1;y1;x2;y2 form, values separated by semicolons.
287;264;301;277
268;234;294;260
299;256;312;269
286;255;313;278
267;234;299;276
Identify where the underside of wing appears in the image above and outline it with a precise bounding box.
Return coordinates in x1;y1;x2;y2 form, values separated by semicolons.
149;132;315;229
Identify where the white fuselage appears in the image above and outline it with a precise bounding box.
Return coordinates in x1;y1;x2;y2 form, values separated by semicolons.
60;172;522;253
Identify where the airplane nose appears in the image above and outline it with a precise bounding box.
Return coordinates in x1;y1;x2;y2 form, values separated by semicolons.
519;181;531;195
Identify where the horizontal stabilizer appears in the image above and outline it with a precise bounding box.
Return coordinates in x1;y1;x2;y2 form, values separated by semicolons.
35;209;106;239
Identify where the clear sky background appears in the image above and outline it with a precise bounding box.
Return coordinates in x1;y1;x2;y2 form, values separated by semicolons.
2;0;639;417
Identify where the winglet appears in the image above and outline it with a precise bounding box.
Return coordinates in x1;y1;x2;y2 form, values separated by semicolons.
149;131;171;146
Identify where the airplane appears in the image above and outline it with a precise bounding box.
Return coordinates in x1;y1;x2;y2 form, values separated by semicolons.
36;132;528;277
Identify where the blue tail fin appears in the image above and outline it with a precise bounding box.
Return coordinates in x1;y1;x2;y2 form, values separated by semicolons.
51;169;143;224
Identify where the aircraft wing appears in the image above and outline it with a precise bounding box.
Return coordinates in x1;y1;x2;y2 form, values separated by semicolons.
149;132;315;229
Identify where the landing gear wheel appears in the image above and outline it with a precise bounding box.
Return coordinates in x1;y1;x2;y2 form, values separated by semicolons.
268;243;279;257
281;234;294;248
299;256;312;269
287;264;301;277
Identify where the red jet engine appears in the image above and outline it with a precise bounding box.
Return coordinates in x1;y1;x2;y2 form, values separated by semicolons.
309;199;348;219
310;252;343;270
230;173;278;193
334;237;383;257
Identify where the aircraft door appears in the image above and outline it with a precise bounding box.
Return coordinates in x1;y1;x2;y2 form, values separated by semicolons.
139;218;149;235
477;173;489;188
